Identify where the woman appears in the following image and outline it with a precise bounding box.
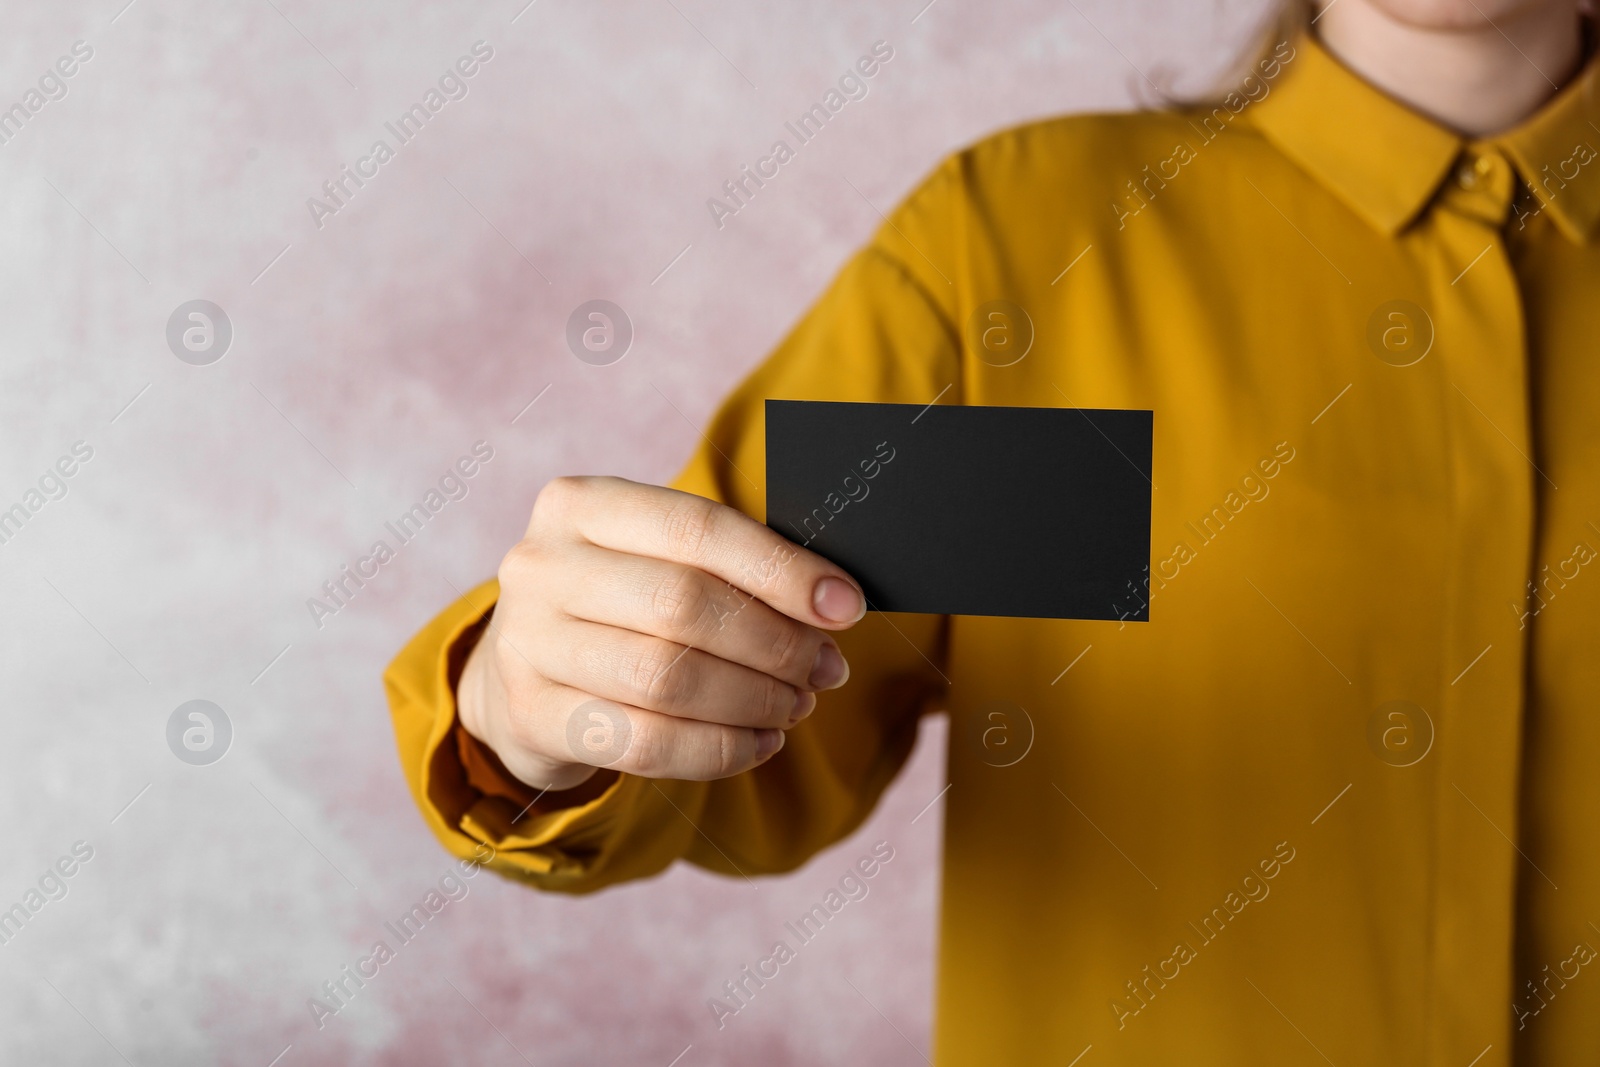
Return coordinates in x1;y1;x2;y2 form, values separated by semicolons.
385;1;1600;1061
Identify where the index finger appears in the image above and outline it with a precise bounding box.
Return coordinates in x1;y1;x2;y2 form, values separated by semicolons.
557;476;867;629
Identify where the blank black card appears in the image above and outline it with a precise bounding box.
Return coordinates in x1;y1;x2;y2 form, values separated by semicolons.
765;400;1153;620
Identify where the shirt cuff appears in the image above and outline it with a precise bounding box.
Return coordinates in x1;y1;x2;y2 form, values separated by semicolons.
400;579;640;880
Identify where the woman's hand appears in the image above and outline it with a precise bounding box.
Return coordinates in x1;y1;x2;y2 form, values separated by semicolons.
456;476;865;791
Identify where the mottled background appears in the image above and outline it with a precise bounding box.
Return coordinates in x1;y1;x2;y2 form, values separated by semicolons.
1;1;1269;1063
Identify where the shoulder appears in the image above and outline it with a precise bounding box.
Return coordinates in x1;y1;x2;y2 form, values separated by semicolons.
968;108;1267;197
970;109;1216;168
867;102;1289;305
887;107;1266;227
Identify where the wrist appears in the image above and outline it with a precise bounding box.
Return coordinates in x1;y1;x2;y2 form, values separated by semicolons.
456;625;600;793
455;624;496;742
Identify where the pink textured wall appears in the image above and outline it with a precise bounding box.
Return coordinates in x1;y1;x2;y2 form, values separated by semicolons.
0;1;1269;1063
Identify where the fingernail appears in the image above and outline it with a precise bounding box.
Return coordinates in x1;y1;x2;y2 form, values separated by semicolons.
755;728;785;760
808;644;850;690
789;690;817;725
813;576;865;624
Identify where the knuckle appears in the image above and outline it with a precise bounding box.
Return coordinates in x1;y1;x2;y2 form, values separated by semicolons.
545;474;588;504
631;642;694;708
738;538;799;595
660;495;720;561
531;477;568;519
648;568;713;635
531;476;586;527
624;715;668;777
767;622;812;679
496;541;541;589
716;727;745;779
630;722;747;781
757;680;792;726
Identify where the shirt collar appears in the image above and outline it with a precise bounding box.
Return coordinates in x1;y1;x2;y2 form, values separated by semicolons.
1496;59;1600;242
1247;29;1600;243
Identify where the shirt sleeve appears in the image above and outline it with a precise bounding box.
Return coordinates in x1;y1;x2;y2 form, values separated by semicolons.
382;160;967;893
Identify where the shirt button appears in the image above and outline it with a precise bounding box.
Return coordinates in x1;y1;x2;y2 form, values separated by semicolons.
1458;162;1479;188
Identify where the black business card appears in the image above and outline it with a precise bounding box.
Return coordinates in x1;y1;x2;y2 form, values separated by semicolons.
765;399;1152;620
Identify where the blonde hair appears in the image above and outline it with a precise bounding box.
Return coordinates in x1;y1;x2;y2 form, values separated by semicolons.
1136;1;1309;108
1210;1;1312;98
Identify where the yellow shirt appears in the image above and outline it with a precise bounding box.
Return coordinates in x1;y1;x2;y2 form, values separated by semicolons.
384;33;1600;1066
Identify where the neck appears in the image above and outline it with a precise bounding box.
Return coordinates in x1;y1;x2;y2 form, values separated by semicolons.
1314;1;1585;136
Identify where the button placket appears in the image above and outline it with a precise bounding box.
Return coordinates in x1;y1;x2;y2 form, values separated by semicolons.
1423;144;1535;1067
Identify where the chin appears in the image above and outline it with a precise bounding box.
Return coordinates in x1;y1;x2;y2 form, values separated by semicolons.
1351;0;1574;29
